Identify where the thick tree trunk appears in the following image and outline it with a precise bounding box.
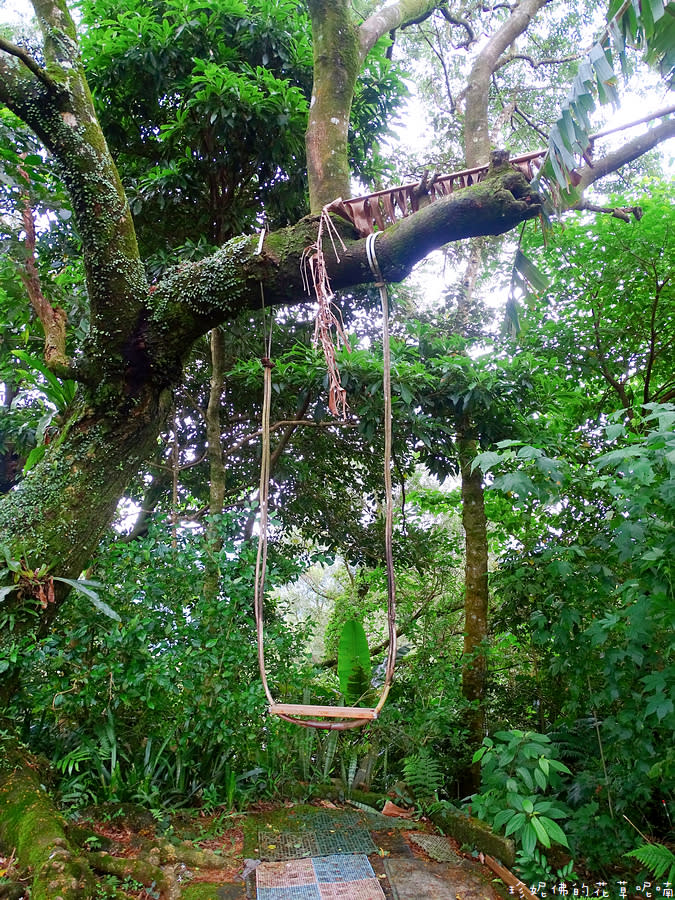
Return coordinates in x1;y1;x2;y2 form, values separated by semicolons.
0;380;172;656
306;0;360;211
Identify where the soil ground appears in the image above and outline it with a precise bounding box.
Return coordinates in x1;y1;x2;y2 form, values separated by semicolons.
0;801;509;899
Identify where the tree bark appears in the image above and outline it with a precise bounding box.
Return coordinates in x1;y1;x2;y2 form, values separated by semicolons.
305;0;361;211
204;327;226;601
305;0;442;210
458;427;489;794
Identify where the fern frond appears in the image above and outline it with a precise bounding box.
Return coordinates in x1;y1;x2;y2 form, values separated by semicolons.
402;752;444;800
626;843;675;883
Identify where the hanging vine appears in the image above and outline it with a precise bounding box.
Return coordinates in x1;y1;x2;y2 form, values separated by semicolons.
301;202;351;417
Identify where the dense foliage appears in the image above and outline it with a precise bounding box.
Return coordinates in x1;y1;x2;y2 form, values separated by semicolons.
1;0;674;892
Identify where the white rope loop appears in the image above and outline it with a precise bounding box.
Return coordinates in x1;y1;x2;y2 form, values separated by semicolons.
366;233;397;716
254;357;276;709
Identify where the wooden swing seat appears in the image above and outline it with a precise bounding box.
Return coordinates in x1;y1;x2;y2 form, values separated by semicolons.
268;703;378;720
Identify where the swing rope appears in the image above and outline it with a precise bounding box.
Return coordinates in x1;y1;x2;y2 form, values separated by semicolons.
254;231;397;730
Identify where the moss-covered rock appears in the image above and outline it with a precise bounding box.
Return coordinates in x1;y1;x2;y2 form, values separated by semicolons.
181;885;246;899
429;807;516;867
0;736;96;899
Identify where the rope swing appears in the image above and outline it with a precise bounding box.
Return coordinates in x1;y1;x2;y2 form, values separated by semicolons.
254;230;397;730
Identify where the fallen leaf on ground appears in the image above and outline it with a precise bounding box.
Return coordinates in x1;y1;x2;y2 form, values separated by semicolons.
381;801;413;819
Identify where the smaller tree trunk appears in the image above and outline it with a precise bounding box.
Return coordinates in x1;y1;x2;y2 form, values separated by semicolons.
204;327;227;601
306;0;361;210
459;429;489;795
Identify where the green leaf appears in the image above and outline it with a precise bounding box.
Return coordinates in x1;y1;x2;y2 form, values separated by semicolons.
549;125;578;171
517;767;534;791
531;815;551;848
505;812;527;836
22;445;47;475
398;383;414;405
54;577;121;622
472;746;488;764
514;250;550;294
493;808;516;829
540;817;570;848
605;423;626;441
517;445;544;460
496;471;536;498
337;619;371;704
648;0;665;25
521;822;537;855
12;350;77;410
589;43;617;89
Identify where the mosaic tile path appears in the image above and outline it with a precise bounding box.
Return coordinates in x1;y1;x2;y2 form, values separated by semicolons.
407;832;461;863
257;827;377;860
255;853;386;900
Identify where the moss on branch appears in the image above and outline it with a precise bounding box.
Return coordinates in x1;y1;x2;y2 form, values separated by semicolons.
149;164;540;349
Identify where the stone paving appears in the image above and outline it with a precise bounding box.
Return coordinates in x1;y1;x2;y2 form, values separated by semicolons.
244;808;501;900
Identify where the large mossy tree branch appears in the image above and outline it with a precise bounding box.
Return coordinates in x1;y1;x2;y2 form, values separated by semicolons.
1;1;147;366
147;162;542;361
